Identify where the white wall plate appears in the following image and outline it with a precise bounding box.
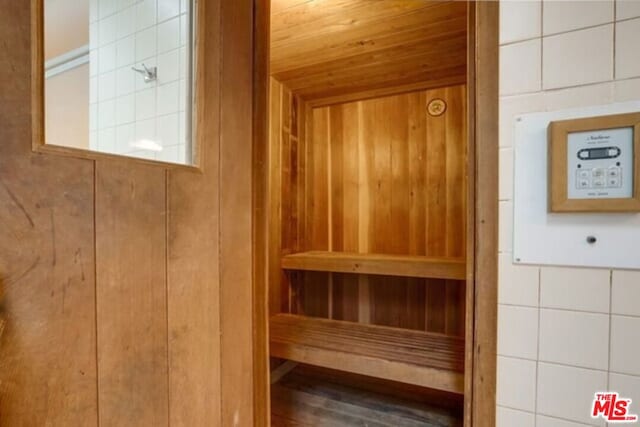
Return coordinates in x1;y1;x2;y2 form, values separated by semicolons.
513;101;640;269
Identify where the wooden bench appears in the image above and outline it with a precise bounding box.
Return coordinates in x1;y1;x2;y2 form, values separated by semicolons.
270;314;465;394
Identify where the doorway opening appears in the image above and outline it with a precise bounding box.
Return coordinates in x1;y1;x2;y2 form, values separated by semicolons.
258;1;498;425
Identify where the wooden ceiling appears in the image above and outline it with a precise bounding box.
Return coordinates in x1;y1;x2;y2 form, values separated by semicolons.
270;0;468;103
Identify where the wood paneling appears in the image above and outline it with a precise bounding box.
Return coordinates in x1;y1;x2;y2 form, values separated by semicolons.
268;79;307;317
271;0;467;102
306;87;467;259
0;1;98;425
95;162;168;426
1;0;259;424
276;87;468;335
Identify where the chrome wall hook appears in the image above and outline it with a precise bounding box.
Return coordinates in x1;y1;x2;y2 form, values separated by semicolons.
132;63;157;83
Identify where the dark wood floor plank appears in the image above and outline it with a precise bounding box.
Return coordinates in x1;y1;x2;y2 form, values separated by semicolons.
271;368;462;427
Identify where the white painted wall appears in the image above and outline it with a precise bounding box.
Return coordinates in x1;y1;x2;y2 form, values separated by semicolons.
498;1;640;426
89;0;191;163
45;63;90;149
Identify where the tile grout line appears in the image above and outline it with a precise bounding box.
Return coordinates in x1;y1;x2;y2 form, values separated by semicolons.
607;269;613;395
500;402;603;426
500;302;624;317
534;265;541;422
613;0;617;81
501;18;639;49
540;0;544;97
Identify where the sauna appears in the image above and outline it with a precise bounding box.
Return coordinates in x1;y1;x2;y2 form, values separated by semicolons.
266;1;474;424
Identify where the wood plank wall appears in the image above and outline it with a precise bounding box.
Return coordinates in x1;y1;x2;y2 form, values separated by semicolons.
268;78;306;317
270;85;468;336
0;0;257;425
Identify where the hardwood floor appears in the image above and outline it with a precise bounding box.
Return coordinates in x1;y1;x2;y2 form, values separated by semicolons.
271;367;462;426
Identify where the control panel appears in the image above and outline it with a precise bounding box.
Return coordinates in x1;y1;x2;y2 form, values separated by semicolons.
567;127;634;200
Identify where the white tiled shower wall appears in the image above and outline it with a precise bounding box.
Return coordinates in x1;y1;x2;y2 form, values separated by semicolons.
89;0;190;163
498;1;640;426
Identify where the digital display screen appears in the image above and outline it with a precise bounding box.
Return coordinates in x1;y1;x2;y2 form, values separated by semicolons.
589;148;610;159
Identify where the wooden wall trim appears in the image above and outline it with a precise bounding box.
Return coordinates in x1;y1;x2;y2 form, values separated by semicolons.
253;0;271;425
470;1;499;426
463;4;477;425
219;0;256;425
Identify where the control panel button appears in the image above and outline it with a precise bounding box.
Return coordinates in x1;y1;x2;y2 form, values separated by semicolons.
578;170;591;179
578;179;591;189
592;178;606;188
592;168;605;178
607;177;621;188
607;167;620;178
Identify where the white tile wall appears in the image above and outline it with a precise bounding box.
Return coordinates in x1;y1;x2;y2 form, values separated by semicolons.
157;112;179;147
157;17;180;53
614;77;640;102
497;406;535;427
498;305;539;359
542;25;613;90
498;252;539;307
157;81;180;116
97;71;116;101
90;0;190;163
537;363;607;425
499;93;545;148
543;82;614;111
136;0;157;31
158;0;180;22
497;356;537;411
499;148;514;200
611;270;640;316
542;1;613;36
157;49;180;83
536;415;594;427
539;268;610;313
617;0;640;20
499;2;640;424
116;36;135;67
500;0;541;45
135;27;157;61
544;82;613;111
500;39;542;95
539;309;609;370
610;315;640;376
609;373;640;416
499;201;514;253
615;18;640;79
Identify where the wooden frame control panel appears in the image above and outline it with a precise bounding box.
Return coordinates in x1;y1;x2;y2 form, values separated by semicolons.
549;112;640;213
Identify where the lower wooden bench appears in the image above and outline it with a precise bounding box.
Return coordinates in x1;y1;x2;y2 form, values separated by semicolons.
270;314;465;394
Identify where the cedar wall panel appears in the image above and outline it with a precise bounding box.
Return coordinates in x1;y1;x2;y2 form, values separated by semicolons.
0;1;98;425
166;0;222;424
288;86;467;336
0;0;256;425
268;78;306;317
95;162;169;426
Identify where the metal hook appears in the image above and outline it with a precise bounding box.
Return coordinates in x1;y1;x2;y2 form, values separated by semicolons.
132;63;157;83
